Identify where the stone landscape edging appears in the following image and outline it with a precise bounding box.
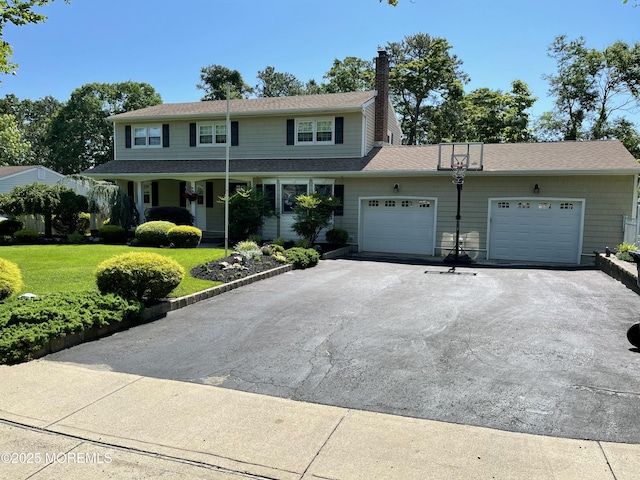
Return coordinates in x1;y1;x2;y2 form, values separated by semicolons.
595;252;640;295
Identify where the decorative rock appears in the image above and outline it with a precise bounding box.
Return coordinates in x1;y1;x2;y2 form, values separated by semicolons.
627;323;640;348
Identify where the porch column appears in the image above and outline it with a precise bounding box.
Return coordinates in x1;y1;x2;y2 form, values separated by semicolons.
136;181;144;225
189;180;197;227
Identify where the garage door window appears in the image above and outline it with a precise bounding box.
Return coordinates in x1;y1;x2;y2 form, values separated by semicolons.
561;203;574;209
419;201;431;208
384;200;396;207
368;200;379;207
518;202;530;209
498;202;510;208
539;202;551;209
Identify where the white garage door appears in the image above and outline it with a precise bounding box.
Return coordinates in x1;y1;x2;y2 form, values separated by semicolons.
361;198;436;255
488;199;584;264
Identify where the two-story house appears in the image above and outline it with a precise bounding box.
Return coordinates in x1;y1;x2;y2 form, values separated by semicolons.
86;51;640;264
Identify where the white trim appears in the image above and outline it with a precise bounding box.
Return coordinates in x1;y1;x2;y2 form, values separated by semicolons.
294;117;334;145
358;195;438;255
486;196;585;264
132;124;162;149
196;121;228;147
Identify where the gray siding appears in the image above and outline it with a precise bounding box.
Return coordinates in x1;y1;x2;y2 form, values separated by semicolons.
364;102;375;153
0;168;65;194
115;112;363;161
338;174;636;263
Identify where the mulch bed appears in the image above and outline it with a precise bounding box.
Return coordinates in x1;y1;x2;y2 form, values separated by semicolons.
190;255;286;284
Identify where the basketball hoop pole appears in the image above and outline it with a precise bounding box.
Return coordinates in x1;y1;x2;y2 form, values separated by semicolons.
445;160;472;265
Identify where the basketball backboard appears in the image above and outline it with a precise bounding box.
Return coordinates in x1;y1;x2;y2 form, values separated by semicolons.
437;142;484;171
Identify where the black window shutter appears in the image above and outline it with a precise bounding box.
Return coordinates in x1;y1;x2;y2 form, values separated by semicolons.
286;119;295;145
189;123;197;147
127;181;134;199
179;181;186;207
334;184;344;216
162;124;170;148
151;181;159;207
125;126;132;149
335;117;344;144
264;184;276;211
206;181;214;208
231;121;239;146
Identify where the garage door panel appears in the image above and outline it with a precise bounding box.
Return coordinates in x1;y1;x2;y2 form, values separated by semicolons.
489;199;583;263
361;198;435;255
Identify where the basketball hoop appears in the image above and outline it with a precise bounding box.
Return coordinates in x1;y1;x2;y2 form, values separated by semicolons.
451;155;468;185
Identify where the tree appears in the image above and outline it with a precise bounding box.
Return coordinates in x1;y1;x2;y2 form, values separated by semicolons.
542;35;640;142
0;1;69;80
0;182;82;237
220;187;276;242
255;66;305;97
197;65;253;100
322;56;375;93
0;113;31;165
606;118;640;159
46;81;162;174
386;33;469;144
0;94;62;164
291;193;341;245
453;80;536;143
51;188;88;234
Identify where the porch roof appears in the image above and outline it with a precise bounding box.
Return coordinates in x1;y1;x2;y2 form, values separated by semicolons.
84;140;640;178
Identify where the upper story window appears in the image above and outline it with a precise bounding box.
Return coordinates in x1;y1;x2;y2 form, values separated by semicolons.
198;122;227;146
296;118;334;145
133;125;162;147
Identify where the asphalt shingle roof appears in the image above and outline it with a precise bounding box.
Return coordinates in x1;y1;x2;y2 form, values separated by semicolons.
85;140;640;177
108;91;377;121
0;166;38;179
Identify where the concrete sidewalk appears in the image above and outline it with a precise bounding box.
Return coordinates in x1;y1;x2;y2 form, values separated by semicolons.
0;361;638;480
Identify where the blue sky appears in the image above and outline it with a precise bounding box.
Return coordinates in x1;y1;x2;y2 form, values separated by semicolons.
1;0;638;122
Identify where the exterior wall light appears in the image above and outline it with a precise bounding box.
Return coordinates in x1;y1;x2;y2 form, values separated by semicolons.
393;183;400;193
533;184;540;194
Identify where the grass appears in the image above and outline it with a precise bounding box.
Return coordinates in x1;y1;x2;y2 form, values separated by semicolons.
0;244;226;298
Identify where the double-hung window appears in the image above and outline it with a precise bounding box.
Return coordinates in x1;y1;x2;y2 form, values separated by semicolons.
296;118;334;145
198;123;227;146
133;125;162;147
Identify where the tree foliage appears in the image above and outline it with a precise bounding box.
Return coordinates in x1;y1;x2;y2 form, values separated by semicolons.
0;113;31;165
322;56;375;93
197;65;253;100
541;35;640;144
220;187;276;242
291;193;341;245
255;66;305;97
46;81;162;173
387;33;469;144
0;94;62;164
0;182;84;237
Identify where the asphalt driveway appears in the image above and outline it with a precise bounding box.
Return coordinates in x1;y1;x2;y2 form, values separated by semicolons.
47;258;640;443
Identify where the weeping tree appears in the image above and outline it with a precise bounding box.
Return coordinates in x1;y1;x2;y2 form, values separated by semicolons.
62;175;138;230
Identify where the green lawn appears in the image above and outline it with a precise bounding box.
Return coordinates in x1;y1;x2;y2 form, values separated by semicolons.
0;244;226;298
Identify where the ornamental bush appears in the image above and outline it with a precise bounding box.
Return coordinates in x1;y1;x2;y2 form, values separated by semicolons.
98;225;127;244
167;225;202;248
0;258;23;301
284;247;320;269
144;206;194;226
0;292;143;364
134;221;176;247
326;228;348;247
95;252;185;302
0;218;24;237
13;229;39;244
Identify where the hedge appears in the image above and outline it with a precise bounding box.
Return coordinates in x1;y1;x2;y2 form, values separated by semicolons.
0;258;23;301
167;225;202;248
0;292;143;364
134;221;176;247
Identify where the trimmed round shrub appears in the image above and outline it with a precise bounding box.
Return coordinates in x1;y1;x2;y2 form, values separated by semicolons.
326;228;348;247
144;206;194;225
0;258;23;301
134;221;176;247
98;225;127;244
13;229;39;244
285;247;320;269
167;225;202;248
0;218;24;237
95;252;185;302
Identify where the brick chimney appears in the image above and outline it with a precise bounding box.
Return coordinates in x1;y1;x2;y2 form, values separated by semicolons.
374;49;389;145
